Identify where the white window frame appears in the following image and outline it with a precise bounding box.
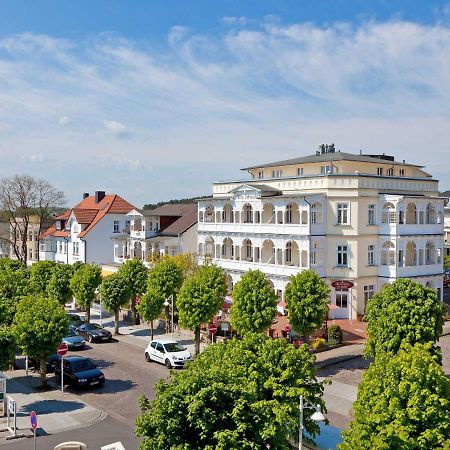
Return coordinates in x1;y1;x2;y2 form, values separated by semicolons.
368;245;375;265
321;165;334;174
368;204;376;225
337;203;349;225
297;167;303;176
363;285;375;311
113;221;120;233
337;245;348;267
335;290;349;308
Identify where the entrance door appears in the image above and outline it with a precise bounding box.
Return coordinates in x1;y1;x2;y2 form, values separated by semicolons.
330;290;350;319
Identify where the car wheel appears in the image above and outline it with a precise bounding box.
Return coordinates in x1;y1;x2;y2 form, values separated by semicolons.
145;352;151;362
88;335;93;343
165;359;172;369
107;336;112;342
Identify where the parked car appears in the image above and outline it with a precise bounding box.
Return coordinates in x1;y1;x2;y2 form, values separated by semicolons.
75;323;112;343
54;356;105;388
144;338;191;369
67;313;83;321
62;330;86;350
443;275;450;288
69;318;86;332
29;354;61;373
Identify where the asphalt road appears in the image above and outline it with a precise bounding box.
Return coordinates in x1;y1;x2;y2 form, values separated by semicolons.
59;336;169;429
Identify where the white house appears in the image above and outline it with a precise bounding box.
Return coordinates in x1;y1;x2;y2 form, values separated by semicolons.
39;191;135;265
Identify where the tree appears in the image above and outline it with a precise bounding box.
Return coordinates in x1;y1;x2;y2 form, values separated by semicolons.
138;287;165;339
364;278;444;358
47;264;74;305
170;253;199;279
339;343;450;450
444;255;450;270
70;263;102;323
284;270;330;343
148;258;183;332
0;327;17;371
177;264;227;355
117;259;148;325
13;295;69;387
230;270;277;336
100;273;131;335
0;175;65;264
28;260;56;294
136;333;325;450
0;259;29;323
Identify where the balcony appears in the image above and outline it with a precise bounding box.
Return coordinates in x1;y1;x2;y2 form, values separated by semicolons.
198;221;310;236
379;263;442;279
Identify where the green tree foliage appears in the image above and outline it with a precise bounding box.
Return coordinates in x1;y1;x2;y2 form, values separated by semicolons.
70;263;102;323
230;270;277;336
365;278;444;358
118;258;148;325
444;255;450;270
169;253;199;279
285;270;330;343
100;273;131;335
136;333;325;450
47;264;74;305
13;295;69;387
28;260;56;294
177;264;227;355
0;327;17;371
340;343;450;450
138;287;165;339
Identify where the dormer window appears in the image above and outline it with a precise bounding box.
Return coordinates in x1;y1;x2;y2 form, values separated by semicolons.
258;171;264;179
321;165;334;174
56;221;61;231
399;169;405;176
297;167;304;176
377;167;383;175
272;169;283;178
387;168;394;176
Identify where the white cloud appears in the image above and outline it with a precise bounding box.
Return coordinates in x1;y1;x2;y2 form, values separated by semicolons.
222;16;247;26
20;153;45;163
1;19;450;205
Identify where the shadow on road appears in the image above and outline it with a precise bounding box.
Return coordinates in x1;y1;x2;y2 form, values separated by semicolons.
64;378;136;395
19;399;85;415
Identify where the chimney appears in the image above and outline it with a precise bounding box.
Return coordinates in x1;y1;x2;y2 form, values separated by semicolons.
83;193;89;199
95;191;106;203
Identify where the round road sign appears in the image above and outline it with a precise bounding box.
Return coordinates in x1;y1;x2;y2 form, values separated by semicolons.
57;342;68;356
208;324;218;335
30;410;38;430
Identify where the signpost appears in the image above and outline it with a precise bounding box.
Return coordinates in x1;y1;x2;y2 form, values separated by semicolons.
30;411;38;450
208;323;217;343
0;395;24;439
57;343;68;392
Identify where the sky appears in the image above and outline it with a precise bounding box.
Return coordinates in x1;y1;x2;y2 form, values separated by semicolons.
1;1;450;207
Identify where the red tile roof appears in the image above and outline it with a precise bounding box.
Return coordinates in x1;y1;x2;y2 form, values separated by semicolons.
40;194;135;240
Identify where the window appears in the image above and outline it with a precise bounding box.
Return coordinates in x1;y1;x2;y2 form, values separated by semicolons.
368;245;375;265
377;167;383;175
398;249;404;267
56;221;61;231
28;231;33;242
387;168;394;176
28;248;33;259
381;241;395;266
125;220;130;229
272;169;283;178
337;245;348;266
33;231;38;241
363;285;375;311
285;204;292;224
399;169;405;176
337;203;349;225
113;221;120;233
321;165;334;174
297;167;304;176
285;242;292;263
258;171;264;179
368;205;376;225
244;204;253;223
73;242;79;256
382;202;396;224
335;291;348;308
245;241;252;259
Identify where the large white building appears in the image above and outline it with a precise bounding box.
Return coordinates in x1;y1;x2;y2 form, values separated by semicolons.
198;148;445;319
39;191;135;265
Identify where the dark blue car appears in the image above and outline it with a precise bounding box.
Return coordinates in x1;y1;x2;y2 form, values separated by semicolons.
62;330;86;350
55;356;105;388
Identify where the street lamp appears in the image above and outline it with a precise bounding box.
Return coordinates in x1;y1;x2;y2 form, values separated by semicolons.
298;395;325;450
164;294;174;339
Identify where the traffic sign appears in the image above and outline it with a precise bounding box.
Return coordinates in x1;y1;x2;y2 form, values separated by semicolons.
57;343;68;356
30;411;37;430
208;324;218;335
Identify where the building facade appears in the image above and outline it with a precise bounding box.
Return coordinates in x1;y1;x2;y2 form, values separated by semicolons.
112;203;198;265
198;150;444;320
39;191;135;265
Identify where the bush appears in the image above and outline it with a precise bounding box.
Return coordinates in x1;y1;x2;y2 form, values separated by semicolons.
328;325;343;345
311;338;326;350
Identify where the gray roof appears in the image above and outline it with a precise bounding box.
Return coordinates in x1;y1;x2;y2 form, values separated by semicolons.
241;152;422;170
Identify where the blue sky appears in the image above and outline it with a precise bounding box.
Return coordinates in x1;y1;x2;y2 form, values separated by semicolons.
1;1;450;206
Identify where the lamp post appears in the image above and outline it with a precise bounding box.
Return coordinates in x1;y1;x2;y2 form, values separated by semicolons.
164;294;174;339
298;395;325;450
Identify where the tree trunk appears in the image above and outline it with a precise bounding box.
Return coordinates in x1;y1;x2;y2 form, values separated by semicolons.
39;353;47;388
194;326;201;356
131;296;140;325
150;320;154;340
303;331;311;345
86;306;91;324
114;309;120;335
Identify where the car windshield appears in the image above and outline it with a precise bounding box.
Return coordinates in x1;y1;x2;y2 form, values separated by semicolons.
84;324;103;330
71;360;96;372
66;330;78;337
164;343;185;353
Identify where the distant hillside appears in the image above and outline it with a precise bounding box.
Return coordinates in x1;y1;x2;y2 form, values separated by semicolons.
143;195;210;210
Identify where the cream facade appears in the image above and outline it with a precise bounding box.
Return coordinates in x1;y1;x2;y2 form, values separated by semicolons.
198;151;444;320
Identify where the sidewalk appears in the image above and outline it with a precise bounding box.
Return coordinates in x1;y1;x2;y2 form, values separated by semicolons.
0;367;104;444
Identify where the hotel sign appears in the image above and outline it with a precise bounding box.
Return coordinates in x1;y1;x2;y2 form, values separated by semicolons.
331;280;354;290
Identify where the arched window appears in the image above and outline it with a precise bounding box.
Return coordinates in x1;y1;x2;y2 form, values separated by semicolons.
243;204;253;224
382;203;396;224
243;239;253;260
425;241;436;265
262;239;275;264
405;241;417;266
205;205;214;223
426;203;436;224
381;241;395;266
262;203;275;224
285;204;293;224
406;202;417;225
222;204;233;223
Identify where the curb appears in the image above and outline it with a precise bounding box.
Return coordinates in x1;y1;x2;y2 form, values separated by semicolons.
315;354;363;370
